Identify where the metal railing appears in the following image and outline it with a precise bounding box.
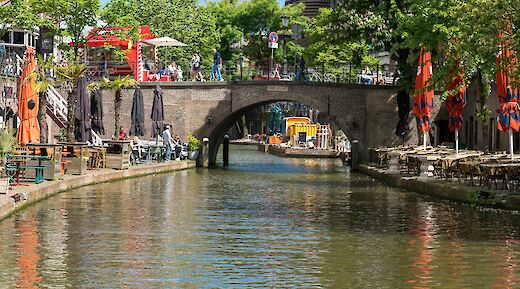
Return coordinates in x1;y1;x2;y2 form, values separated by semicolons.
0;53;399;86
47;85;68;121
47;84;103;146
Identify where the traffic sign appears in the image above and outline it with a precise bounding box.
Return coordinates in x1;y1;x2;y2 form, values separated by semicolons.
269;32;279;43
292;24;303;40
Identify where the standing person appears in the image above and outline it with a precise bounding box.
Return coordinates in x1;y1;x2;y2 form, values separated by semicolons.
211;48;224;81
190;51;203;81
296;57;308;82
162;125;174;161
360;66;373;85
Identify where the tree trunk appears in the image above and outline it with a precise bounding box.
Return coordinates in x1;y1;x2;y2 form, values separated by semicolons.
114;89;122;138
37;91;48;143
66;88;76;142
477;68;489;151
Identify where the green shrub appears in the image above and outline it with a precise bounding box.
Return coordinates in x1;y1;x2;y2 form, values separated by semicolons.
187;133;201;151
0;129;17;157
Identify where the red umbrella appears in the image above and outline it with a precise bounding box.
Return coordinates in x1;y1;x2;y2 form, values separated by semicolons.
445;64;466;153
496;20;520;160
412;47;435;149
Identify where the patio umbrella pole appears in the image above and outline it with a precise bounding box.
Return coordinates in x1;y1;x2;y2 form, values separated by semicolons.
510;127;514;161
455;130;459;154
423;132;427;150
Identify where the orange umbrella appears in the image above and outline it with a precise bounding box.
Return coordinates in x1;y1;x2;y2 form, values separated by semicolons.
412;47;434;149
16;47;40;146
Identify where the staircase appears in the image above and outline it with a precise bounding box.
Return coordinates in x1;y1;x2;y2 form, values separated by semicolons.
46;85;103;146
46;85;68;128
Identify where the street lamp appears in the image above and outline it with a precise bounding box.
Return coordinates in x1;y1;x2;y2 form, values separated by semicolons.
279;14;290;80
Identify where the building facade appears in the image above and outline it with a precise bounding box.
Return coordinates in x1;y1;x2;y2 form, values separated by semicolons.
284;0;337;18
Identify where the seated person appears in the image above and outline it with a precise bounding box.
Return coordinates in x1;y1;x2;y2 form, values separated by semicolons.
118;127;127;140
130;136;143;163
172;135;182;160
167;62;179;81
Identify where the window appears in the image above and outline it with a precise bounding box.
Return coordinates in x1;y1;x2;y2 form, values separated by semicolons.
13;32;24;45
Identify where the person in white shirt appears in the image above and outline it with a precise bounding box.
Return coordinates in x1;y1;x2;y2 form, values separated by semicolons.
162;125;174;161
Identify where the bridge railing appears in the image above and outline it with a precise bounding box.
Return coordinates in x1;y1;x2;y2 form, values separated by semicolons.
55;59;400;85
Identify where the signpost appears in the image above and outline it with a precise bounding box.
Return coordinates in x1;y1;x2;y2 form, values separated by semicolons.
292;24;303;74
268;32;279;80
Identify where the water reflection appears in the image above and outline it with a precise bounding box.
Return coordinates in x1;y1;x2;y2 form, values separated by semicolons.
15;212;41;288
0;145;519;287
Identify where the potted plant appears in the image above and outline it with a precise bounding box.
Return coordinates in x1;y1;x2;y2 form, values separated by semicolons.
187;133;201;160
0;129;16;166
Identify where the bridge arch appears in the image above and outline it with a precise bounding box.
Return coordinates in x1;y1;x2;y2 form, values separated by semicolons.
205;99;355;165
191;81;407;166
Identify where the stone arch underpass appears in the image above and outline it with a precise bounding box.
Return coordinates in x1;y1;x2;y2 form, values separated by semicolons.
108;81;420;166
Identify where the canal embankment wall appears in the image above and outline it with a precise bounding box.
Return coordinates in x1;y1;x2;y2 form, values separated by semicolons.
0;161;196;221
360;164;520;210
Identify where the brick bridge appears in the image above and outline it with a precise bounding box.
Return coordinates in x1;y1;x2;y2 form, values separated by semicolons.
103;81;420;165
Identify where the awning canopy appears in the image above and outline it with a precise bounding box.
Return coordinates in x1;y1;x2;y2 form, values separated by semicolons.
143;37;187;47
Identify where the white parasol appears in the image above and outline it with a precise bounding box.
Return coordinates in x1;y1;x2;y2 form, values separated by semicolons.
143;37;187;47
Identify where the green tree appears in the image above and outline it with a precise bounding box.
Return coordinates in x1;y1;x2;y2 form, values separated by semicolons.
305;8;377;73
55;63;87;141
103;0;220;67
0;0;42;31
100;76;138;137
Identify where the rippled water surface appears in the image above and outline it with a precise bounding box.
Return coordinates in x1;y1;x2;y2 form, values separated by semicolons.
1;145;520;288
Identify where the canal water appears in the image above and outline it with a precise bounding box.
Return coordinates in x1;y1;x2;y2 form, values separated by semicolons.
1;145;520;288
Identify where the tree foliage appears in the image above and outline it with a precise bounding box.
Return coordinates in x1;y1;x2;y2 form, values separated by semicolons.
103;0;220;67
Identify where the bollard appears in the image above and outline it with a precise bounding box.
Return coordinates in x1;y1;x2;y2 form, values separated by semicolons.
223;135;229;167
351;140;359;171
200;137;210;168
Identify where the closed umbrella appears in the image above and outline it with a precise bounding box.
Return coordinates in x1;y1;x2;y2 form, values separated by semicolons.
412;47;434;150
496;21;520;160
74;76;92;142
16;47;40;145
131;87;146;136
445;64;466;154
90;89;105;135
151;85;164;138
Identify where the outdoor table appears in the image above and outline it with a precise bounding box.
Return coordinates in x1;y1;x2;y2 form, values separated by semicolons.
416;155;442;179
105;140;131;170
479;163;520;189
6;155;51;185
58;142;89;175
439;153;482;179
26;143;63;180
458;160;482;185
387;150;408;174
144;144;165;162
